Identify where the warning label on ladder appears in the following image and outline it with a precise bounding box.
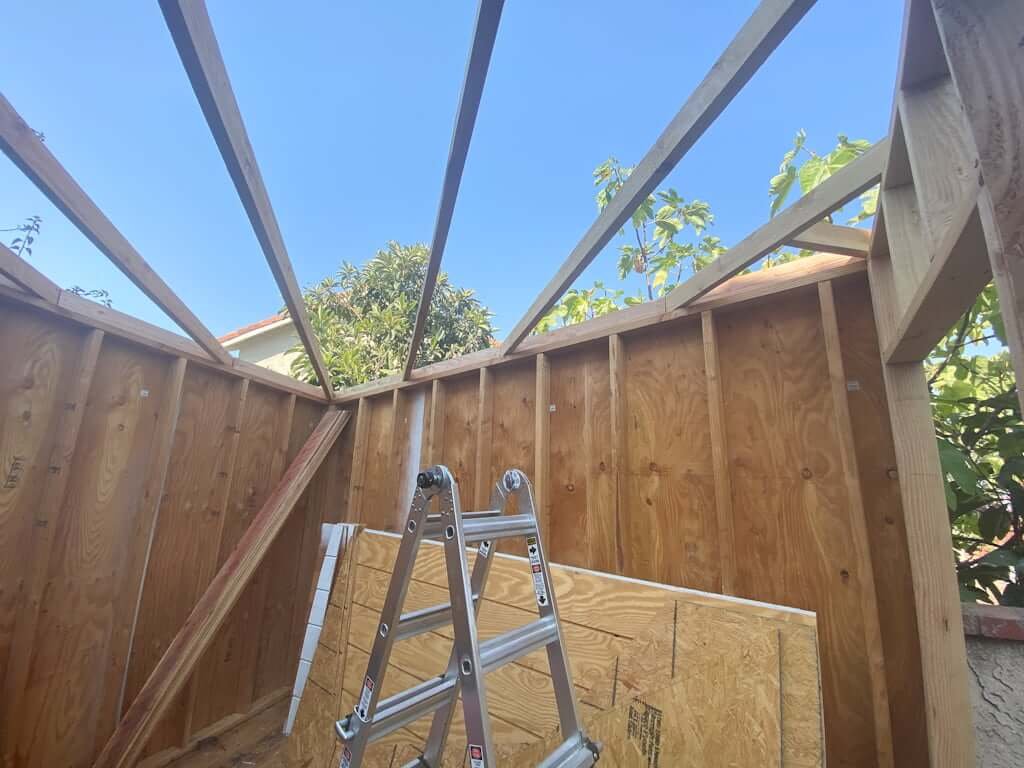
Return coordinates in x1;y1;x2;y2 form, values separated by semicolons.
340;746;353;768
469;743;485;767
357;675;375;721
479;539;492;558
526;536;549;606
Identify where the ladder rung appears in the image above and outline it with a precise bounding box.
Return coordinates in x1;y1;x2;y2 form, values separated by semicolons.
536;736;599;768
462;513;536;543
479;616;558;674
395;594;480;642
422;509;501;539
338;674;457;745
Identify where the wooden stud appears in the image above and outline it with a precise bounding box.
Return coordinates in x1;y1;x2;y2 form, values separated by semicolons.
868;189;975;767
786;221;871;258
818;282;894;768
666;139;889;310
500;0;817;353
0;94;232;366
701;311;736;595
92;409;350;768
0;242;60;304
534;353;551;546
0;328;103;764
474;367;494;509
427;379;447;466
158;0;333;398
346;399;372;524
402;0;505;379
106;357;189;740
608;334;627;574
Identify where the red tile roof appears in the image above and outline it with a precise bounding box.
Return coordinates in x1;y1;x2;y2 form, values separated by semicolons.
218;312;288;343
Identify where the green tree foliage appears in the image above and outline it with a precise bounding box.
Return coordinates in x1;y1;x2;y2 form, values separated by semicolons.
536;158;723;333
289;241;495;389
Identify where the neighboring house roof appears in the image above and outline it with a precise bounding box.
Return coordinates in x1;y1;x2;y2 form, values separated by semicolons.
218;312;292;345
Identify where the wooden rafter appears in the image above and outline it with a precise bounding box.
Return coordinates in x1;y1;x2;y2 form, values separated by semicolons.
159;0;334;399
0;92;233;366
786;221;871;257
499;0;817;355
664;138;888;310
0;241;61;304
402;0;505;380
91;408;351;768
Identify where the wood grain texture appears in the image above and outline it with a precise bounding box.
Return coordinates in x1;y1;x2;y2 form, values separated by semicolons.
534;353;551;546
474;367;494;509
359;395;396;531
92;409;349;768
622;321;719;591
346;398;372;525
702;311;736;595
0;243;61;304
548;343;615;571
717;289;878;767
819;282;893;768
0;313;100;764
441;375;479;508
190;385;295;731
833;278;929;766
0;286;326;402
13;337;168;767
126;366;244;755
0;94;231;366
933;0;1024;416
869;155;976;766
338;531;821;766
487;362;535;555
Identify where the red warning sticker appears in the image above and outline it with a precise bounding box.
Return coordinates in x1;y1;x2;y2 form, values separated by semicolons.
469;743;485;768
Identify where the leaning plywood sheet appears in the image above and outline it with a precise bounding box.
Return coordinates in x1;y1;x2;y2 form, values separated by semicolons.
276;529;823;767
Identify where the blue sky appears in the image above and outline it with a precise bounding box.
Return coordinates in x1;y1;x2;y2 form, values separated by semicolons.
1;1;901;338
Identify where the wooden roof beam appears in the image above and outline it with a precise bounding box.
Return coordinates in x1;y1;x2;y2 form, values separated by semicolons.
786;221;871;258
159;0;334;400
0;242;61;304
665;138;888;311
402;0;505;380
0;92;233;366
499;0;817;355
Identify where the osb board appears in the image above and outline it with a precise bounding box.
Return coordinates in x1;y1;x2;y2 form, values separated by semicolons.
276;530;821;767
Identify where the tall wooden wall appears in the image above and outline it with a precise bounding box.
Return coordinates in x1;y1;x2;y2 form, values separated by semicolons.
0;297;356;768
343;272;929;768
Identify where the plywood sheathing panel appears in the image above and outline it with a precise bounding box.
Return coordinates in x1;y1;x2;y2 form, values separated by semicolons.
292;530;823;767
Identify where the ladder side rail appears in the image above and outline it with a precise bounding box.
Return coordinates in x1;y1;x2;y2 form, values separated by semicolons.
345;487;431;761
420;482;508;767
513;472;586;746
440;471;498;764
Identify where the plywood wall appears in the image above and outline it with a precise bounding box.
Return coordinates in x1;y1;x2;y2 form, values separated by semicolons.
341;274;929;768
0;298;354;768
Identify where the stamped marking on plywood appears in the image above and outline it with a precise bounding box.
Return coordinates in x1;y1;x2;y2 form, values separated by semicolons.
626;696;663;766
3;455;27;488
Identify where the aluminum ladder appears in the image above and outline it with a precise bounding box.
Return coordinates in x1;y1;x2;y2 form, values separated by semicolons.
335;465;600;768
